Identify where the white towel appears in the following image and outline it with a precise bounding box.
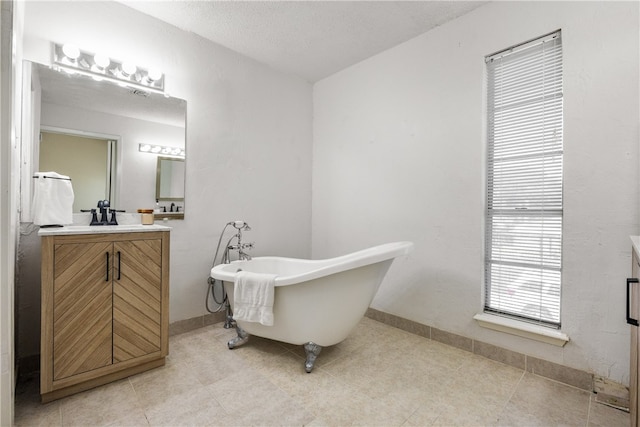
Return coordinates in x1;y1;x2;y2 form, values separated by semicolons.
233;271;277;326
32;172;74;226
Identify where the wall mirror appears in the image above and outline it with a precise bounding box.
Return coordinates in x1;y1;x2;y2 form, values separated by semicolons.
23;61;187;220
157;156;185;200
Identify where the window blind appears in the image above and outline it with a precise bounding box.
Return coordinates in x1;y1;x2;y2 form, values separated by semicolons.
485;31;563;327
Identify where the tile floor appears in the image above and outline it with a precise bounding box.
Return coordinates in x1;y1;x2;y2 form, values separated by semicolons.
15;317;630;426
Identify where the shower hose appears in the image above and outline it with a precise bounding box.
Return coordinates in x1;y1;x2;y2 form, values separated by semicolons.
206;222;238;313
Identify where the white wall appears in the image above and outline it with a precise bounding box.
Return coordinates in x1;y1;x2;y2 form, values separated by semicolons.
16;0;312;360
313;1;639;384
0;0;23;423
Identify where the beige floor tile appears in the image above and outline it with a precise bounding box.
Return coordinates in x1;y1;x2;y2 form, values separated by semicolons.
14;374;62;427
428;358;522;427
297;379;386;426
588;395;630;427
142;382;230;426
59;379;145;427
103;411;149;427
208;369;315;426
496;372;590;426
14;319;607;427
128;360;206;411
403;395;446;426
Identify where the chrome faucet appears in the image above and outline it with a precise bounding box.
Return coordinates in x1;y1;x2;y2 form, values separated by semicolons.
227;221;253;260
214;220;253;329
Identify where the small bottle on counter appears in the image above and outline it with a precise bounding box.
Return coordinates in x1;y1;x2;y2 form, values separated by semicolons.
137;209;155;225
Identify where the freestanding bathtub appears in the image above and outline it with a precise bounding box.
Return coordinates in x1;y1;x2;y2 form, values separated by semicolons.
209;241;413;372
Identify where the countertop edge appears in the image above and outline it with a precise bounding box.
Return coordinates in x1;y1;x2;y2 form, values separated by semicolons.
38;224;172;236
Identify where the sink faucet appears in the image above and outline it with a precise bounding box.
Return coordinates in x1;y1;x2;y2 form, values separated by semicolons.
97;200;110;224
81;200;123;225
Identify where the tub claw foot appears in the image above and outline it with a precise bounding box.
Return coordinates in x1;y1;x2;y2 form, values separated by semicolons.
304;342;322;373
228;326;249;349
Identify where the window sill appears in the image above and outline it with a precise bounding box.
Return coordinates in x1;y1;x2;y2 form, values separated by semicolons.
473;313;569;347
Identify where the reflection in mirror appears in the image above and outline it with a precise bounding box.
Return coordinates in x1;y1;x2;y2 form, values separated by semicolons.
39;130;116;213
24;61;187;218
156;157;185;201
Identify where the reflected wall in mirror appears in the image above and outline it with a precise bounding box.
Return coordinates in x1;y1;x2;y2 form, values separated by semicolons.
39;130;115;213
156;156;185;201
23;61;187;219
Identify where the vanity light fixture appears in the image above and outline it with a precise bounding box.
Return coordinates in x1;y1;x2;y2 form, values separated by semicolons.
92;54;110;72
53;43;165;93
61;44;80;62
139;143;185;158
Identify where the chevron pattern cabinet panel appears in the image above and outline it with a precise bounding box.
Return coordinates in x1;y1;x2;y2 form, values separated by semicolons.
41;230;170;402
113;239;162;362
53;241;113;380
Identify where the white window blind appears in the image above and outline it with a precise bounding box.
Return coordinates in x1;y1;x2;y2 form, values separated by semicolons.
485;31;563;328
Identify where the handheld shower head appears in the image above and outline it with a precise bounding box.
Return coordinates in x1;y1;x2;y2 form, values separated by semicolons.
230;220;251;231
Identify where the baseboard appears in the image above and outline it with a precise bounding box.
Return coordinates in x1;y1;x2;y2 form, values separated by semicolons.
594;376;630;410
365;308;628;409
168;311;226;336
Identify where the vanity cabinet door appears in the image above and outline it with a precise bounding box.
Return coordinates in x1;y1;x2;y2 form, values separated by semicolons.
41;230;169;402
113;239;162;362
52;241;113;380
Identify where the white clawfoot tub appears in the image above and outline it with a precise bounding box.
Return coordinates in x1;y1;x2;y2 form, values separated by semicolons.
209;241;413;372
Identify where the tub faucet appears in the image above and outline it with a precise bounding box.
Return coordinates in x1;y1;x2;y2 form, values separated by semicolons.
228;220;253;260
213;220;253;329
232;242;253;260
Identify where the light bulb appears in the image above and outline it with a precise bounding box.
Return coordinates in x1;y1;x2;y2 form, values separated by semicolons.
62;44;80;60
139;144;151;152
121;62;137;77
94;54;110;69
146;68;162;82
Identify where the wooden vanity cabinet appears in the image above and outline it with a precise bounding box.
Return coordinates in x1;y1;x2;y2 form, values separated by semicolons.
40;231;169;402
630;244;640;427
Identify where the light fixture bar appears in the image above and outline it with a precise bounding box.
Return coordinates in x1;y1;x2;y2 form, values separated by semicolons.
53;43;165;93
139;143;185;158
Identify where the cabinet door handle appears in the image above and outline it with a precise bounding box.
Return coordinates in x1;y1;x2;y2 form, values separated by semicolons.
106;252;110;282
117;251;121;280
627;278;639;326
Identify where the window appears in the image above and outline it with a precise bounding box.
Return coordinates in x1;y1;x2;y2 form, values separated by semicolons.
485;31;563;328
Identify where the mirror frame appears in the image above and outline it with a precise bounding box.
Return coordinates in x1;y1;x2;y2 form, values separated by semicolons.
155;156;185;202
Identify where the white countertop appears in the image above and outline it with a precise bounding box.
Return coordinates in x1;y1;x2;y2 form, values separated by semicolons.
38;223;171;236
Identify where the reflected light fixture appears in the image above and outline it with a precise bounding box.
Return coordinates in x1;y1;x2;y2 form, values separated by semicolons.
61;44;80;62
139;143;185;158
53;43;165;93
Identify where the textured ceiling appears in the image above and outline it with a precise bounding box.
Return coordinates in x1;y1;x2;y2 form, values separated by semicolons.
119;1;487;82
